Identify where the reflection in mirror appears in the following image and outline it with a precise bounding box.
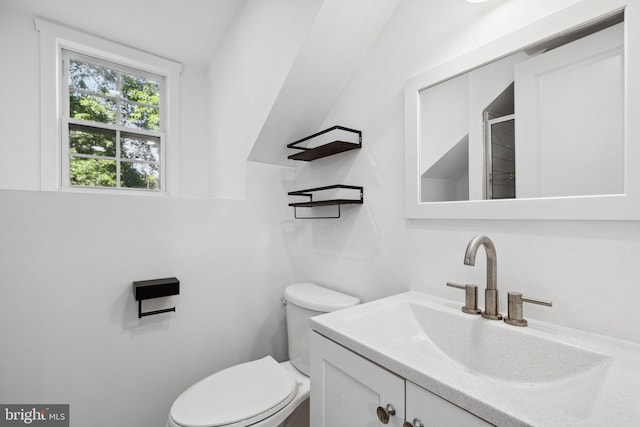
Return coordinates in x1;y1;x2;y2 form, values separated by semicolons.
419;12;624;203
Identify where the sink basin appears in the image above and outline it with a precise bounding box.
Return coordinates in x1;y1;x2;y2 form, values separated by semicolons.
405;302;608;383
332;295;609;384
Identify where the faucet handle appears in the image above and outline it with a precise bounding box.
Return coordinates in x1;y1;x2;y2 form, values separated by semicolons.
446;282;481;315
505;292;552;327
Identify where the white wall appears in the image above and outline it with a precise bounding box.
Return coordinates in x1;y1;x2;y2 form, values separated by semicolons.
293;0;640;345
0;6;295;427
0;8;40;190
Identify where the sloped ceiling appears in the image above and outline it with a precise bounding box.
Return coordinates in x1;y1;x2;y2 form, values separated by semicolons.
0;0;247;67
248;0;403;166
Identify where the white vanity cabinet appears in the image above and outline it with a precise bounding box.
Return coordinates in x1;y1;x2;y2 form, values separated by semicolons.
311;332;493;427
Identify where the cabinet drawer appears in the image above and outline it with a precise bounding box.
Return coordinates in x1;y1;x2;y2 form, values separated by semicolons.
406;381;493;427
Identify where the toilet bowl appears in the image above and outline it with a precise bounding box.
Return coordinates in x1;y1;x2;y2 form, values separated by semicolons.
167;283;359;427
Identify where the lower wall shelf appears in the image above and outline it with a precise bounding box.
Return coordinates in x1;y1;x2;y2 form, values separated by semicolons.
288;185;364;219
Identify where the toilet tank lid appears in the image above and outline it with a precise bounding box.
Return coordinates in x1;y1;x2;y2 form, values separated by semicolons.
284;283;359;312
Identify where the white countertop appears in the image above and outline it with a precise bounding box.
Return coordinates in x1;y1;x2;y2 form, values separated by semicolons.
311;291;640;426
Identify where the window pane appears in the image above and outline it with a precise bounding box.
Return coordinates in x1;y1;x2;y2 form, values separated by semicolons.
69;157;117;187
64;52;164;192
121;102;160;130
69;59;117;95
121;74;160;106
69;125;116;156
121;133;160;162
121;162;160;190
70;92;117;125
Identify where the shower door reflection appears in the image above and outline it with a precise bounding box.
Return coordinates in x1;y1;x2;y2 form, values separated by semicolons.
485;115;515;200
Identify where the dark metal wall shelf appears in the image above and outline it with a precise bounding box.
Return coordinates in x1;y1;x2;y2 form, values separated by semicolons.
289;199;364;208
287;125;362;161
288;185;364;219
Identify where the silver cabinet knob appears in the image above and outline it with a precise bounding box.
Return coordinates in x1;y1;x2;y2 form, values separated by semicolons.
403;419;424;427
446;282;481;314
505;292;552;327
376;404;396;424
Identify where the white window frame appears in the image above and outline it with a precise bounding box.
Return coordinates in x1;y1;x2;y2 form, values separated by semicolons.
35;18;182;195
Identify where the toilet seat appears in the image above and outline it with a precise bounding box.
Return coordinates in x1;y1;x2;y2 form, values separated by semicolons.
169;356;298;427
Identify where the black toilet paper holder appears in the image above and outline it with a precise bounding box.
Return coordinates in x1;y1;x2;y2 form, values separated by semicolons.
133;277;180;318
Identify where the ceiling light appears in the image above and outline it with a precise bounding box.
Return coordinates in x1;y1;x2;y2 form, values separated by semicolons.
466;0;490;3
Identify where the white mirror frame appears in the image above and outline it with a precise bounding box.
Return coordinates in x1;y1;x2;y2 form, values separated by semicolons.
405;0;640;220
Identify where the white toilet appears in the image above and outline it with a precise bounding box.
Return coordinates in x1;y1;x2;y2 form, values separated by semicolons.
167;283;359;427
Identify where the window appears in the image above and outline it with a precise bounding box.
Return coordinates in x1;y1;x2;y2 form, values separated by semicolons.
62;51;164;191
35;18;182;194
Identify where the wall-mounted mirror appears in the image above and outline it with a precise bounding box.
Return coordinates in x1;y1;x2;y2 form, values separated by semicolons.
405;0;640;220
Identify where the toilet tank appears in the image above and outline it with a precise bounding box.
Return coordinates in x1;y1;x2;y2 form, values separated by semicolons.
284;283;359;375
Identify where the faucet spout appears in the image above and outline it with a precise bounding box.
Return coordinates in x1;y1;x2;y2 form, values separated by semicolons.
464;235;497;290
464;235;502;320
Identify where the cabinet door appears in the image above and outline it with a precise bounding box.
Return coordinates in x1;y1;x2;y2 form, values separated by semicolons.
311;332;405;427
405;381;493;427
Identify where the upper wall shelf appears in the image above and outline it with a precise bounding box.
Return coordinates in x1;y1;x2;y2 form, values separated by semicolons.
287;125;362;161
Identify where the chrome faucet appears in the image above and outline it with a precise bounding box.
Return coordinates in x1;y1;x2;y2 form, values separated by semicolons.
464;235;502;320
